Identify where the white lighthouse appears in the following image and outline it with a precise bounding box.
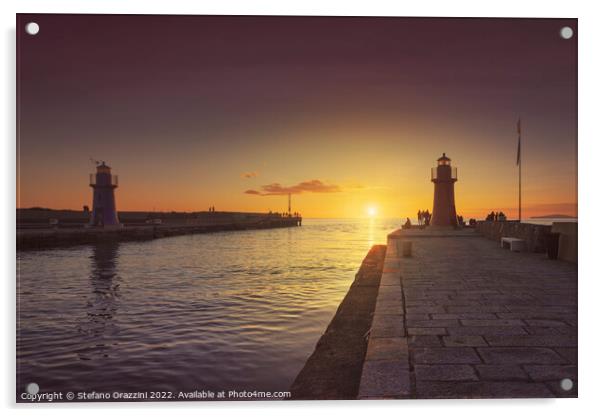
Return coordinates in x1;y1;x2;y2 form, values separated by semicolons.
89;161;120;227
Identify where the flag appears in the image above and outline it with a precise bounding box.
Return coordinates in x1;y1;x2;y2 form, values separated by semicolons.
516;118;521;166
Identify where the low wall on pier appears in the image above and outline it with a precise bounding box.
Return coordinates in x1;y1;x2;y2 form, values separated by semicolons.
475;221;551;253
17;217;302;251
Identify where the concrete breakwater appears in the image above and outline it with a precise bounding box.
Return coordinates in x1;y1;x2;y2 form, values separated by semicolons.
17;210;301;251
290;245;386;400
354;228;577;399
293;227;577;400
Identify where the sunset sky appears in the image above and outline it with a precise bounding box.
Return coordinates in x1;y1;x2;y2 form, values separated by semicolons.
17;15;577;219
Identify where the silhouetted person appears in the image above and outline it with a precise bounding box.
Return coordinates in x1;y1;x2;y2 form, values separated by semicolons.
402;217;412;229
424;210;431;226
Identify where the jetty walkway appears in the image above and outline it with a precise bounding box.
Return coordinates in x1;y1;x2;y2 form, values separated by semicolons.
358;228;577;399
17;215;302;251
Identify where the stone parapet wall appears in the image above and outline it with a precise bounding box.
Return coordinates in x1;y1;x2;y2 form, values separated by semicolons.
475;221;551;253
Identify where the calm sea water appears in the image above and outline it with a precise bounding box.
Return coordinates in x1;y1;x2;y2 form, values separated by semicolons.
17;218;400;397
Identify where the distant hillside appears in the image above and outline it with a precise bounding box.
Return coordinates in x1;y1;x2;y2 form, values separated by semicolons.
530;214;575;219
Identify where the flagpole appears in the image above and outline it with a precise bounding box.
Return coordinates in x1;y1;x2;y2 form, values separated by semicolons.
517;118;522;222
519;143;522;222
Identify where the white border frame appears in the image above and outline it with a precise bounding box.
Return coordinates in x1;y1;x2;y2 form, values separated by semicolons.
3;1;600;416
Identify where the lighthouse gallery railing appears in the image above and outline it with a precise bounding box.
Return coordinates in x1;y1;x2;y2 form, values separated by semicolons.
431;167;457;181
89;174;119;186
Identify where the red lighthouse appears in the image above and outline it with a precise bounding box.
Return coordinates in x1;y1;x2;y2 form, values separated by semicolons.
431;153;458;228
89;161;120;227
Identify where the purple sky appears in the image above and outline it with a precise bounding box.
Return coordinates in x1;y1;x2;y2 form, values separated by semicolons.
17;15;577;218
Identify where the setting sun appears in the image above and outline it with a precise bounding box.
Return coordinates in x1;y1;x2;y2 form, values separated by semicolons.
367;206;378;218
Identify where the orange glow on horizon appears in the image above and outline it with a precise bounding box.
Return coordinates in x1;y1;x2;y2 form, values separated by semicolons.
17;120;577;220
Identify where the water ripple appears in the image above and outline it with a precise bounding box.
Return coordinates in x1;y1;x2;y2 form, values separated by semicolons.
17;218;398;394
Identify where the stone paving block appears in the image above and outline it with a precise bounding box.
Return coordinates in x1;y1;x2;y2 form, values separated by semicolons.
406;313;430;321
505;305;575;313
533;296;576;306
446;305;508;313
447;326;527;336
380;278;400;288
405;300;438;307
405;305;446;314
409;335;442;347
460;319;524;327
475;365;529;381
376;287;402;302
365;337;409;362
370;314;405;338
406;295;449;302
442;335;488;347
496;312;576;321
374;300;403;315
524;326;576;336
484;334;577;348
477;347;566;364
358;360;411;398
380;270;400;279
554;347;577;364
414;365;478;381
481;296;534;305
408;327;447;336
412;347;481;364
431;313;497;320
406;319;460;328
379;285;401;295
524;319;568;327
462;289;501;296
523;365;577;381
415;381;554;399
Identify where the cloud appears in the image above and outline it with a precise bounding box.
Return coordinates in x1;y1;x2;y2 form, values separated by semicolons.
245;179;341;196
241;171;259;179
244;189;262;195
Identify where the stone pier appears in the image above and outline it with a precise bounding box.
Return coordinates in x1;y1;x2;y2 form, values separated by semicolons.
358;228;577;399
